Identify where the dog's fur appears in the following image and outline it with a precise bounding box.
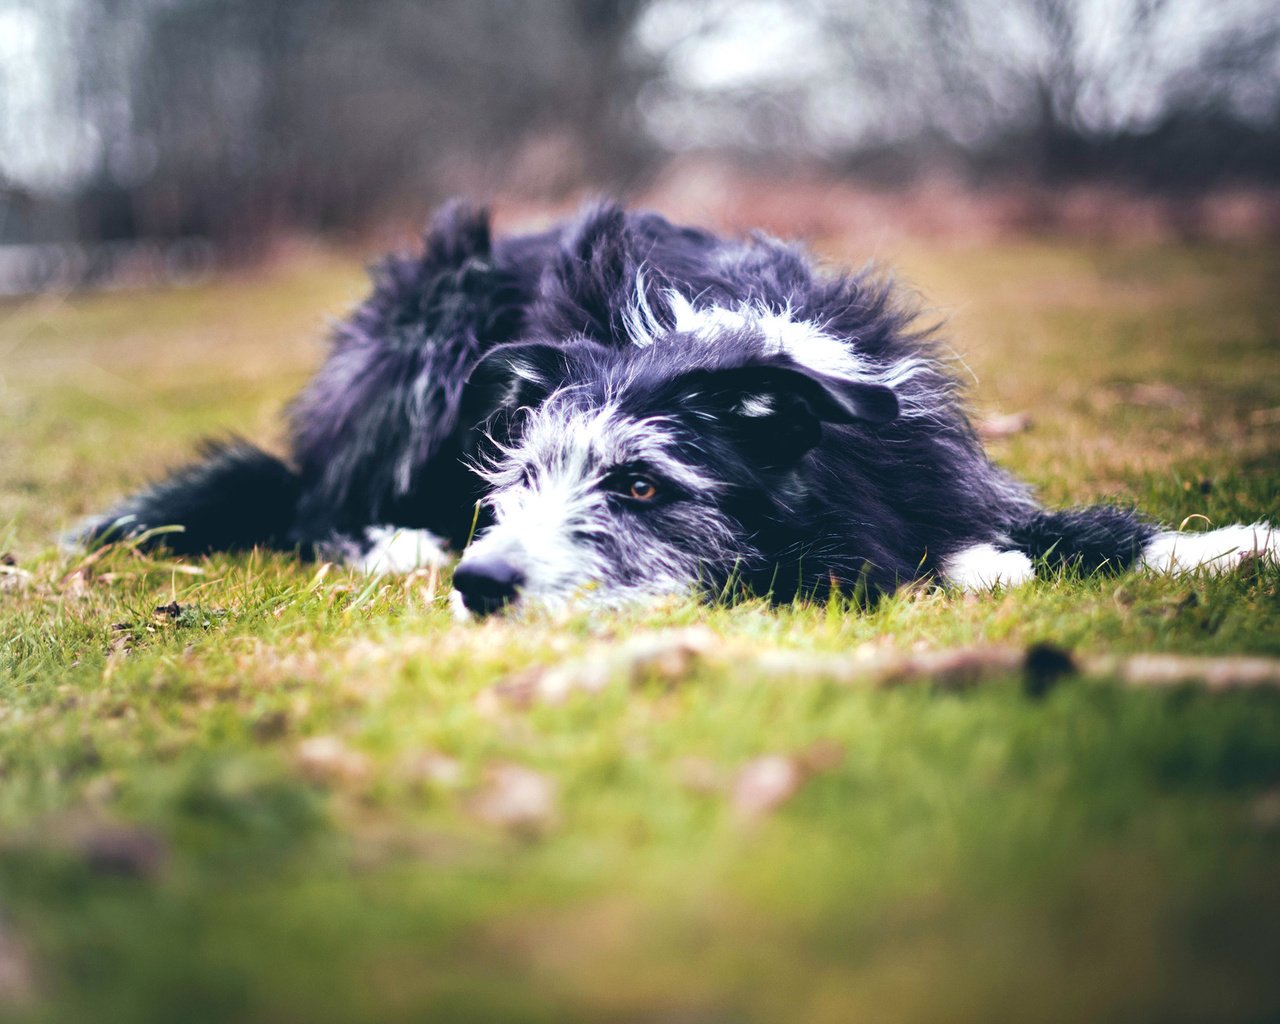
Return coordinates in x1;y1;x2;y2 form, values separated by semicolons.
77;201;1277;614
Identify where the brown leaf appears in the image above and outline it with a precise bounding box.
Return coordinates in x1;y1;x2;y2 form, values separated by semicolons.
1251;789;1280;832
732;754;805;819
1124;381;1187;407
0;561;32;594
295;735;371;786
976;411;1033;440
620;627;716;684
401;751;464;790
468;764;557;834
250;708;290;741
0;922;35;1007
799;738;846;773
677;755;724;795
481;671;541;711
76;823;168;879
483;627;719;709
61;570;91;598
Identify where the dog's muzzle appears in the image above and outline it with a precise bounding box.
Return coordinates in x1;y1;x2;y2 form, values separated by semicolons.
452;554;525;616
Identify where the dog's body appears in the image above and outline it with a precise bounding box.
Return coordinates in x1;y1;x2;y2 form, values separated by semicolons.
79;201;1276;613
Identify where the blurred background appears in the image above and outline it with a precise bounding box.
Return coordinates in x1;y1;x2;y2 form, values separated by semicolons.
2;0;1280;292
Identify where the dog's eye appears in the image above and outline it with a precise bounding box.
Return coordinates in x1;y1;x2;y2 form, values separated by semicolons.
603;467;664;503
628;477;657;501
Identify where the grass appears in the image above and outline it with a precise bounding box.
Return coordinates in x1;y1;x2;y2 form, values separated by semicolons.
1;237;1278;1023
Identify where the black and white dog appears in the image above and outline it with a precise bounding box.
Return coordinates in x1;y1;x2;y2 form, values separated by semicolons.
79;201;1276;615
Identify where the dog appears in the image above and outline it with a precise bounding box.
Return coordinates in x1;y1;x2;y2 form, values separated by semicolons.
77;200;1277;615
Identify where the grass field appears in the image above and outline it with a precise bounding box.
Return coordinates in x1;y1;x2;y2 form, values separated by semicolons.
1;236;1278;1023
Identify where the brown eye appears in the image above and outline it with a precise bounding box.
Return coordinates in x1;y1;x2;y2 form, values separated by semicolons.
628;477;657;501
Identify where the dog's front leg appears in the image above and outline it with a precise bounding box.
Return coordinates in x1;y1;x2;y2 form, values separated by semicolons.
315;526;453;576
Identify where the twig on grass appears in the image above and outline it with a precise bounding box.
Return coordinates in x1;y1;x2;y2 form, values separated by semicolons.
478;629;1280;710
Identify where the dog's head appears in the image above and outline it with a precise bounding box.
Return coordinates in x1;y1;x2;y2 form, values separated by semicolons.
450;320;899;615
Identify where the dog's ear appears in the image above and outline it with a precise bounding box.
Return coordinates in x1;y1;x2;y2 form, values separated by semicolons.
537;204;648;345
459;342;567;435
673;361;898;467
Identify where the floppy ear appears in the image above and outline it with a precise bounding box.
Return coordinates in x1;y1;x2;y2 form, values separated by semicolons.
458;342;566;435
674;361;898;467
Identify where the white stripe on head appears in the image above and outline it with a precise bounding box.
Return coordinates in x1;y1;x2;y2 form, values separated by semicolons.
629;287;939;418
622;269;667;348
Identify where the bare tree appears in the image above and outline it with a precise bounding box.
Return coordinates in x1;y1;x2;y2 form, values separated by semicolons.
14;0;658;246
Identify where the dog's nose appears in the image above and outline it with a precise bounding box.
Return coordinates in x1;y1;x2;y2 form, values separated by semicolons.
452;555;525;615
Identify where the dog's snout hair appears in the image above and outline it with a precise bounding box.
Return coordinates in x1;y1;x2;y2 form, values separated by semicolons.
464;389;747;610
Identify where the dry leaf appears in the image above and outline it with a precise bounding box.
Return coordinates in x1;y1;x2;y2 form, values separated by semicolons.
799;738;846;773
677;755;723;795
1251;789;1280;832
295;735;371;786
0;562;31;594
976;411;1032;440
483;627;719;708
468;764;557;834
732;754;804;818
76;823;169;878
1127;382;1187;407
0;922;34;1007
401;751;464;790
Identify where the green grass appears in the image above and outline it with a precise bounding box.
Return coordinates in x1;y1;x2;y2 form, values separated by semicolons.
1;239;1278;1023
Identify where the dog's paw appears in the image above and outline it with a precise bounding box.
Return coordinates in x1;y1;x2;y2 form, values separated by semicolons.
352;526;451;575
1139;522;1278;576
59;513;141;554
941;543;1036;591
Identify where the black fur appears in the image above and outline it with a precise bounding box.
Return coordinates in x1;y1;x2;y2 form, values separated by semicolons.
78;439;300;555
1008;506;1157;573
78;200;1163;604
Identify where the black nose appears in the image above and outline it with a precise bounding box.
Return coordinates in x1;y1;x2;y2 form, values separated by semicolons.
453;555;525;616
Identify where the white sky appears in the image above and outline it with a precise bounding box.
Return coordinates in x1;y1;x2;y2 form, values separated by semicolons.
0;1;101;190
635;0;1280;150
2;0;1278;190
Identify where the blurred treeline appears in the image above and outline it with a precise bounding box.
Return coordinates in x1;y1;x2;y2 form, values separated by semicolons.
2;0;1279;251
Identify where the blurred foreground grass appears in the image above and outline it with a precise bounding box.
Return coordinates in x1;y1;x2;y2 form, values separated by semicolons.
0;237;1278;1023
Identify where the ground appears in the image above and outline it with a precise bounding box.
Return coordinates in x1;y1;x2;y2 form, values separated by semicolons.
0;235;1278;1024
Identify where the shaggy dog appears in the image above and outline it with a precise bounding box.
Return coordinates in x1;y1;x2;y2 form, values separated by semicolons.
78;201;1277;615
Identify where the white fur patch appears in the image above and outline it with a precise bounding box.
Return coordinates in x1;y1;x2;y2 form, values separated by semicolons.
737;393;775;417
942;543;1036;591
1138;522;1278;576
354;526;450;575
626;287;936;417
667;291;865;378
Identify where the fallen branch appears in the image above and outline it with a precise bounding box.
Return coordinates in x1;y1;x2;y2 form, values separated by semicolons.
479;629;1280;709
